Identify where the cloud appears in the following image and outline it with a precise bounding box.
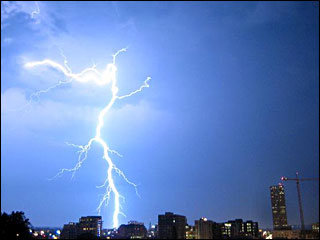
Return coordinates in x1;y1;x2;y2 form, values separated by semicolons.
220;2;299;29
108;100;162;125
1;88;100;135
1;1;19;23
1;1;67;37
117;18;137;33
3;37;13;44
102;99;165;144
1;1;40;28
245;2;299;26
1;88;163;141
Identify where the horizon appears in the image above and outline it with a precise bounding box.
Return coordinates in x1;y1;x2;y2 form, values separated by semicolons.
24;217;319;230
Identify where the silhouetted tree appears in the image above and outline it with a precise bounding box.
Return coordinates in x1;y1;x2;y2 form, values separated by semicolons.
1;211;33;239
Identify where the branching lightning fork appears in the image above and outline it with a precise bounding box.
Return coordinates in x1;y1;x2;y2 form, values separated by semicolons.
25;48;150;228
31;1;40;19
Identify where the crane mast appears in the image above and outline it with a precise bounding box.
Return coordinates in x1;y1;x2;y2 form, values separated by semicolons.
281;172;319;232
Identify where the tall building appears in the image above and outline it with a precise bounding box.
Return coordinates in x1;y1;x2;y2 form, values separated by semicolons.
195;217;213;239
78;216;102;237
270;184;291;230
158;212;187;239
60;216;102;239
118;221;147;239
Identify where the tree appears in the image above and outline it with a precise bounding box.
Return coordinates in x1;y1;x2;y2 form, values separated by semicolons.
0;211;33;239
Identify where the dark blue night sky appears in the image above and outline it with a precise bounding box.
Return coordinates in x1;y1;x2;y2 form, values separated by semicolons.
1;1;319;229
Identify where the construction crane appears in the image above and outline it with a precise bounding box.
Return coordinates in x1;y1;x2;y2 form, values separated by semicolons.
281;172;319;231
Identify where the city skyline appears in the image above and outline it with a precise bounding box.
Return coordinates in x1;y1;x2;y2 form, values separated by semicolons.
1;1;319;230
3;210;319;239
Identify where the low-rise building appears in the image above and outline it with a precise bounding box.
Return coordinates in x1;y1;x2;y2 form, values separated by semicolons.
118;221;147;239
60;222;78;239
220;219;259;239
312;222;319;233
185;225;196;239
272;229;301;239
147;224;158;239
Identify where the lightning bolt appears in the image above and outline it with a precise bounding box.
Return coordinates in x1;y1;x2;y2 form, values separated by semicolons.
31;1;40;19
25;48;150;228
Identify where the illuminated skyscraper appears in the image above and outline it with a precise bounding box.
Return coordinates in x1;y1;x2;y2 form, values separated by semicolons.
270;184;291;230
